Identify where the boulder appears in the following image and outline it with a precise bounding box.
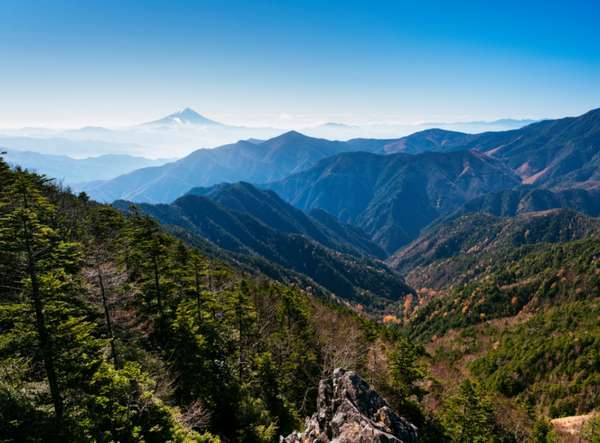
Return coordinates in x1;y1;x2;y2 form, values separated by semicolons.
281;368;418;442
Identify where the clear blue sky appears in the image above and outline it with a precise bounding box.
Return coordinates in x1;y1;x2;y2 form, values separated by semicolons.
1;0;599;127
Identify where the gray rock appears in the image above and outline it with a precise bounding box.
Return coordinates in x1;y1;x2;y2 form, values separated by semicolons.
281;368;418;442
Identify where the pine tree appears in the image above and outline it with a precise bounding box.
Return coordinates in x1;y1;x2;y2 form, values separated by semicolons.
389;336;425;400
126;214;173;334
441;379;496;443
0;171;65;420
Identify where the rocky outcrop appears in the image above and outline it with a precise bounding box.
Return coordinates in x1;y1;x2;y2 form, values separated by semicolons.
281;368;418;443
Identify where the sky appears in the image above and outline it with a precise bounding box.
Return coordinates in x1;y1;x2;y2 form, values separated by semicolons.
1;0;599;128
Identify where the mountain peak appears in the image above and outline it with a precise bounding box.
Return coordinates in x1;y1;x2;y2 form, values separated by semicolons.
144;108;222;126
270;130;317;142
281;130;305;137
176;107;200;117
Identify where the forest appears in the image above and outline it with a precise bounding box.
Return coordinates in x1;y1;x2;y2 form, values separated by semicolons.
0;157;598;442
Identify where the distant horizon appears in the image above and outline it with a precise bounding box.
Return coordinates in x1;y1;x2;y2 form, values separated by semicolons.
0;105;545;131
2;106;598;159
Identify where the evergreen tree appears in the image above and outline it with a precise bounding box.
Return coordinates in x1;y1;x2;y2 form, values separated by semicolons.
389;336;425;401
0;171;67;420
441;379;497;443
126;214;173;335
531;419;555;443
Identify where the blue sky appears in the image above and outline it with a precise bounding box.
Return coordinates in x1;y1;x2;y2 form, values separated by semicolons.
1;0;599;127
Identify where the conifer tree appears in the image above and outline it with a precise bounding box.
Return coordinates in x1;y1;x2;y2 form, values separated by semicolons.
0;171;65;420
127;214;173;333
441;379;496;443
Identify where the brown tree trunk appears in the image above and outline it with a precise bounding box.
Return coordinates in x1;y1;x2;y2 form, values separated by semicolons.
152;254;164;325
23;217;64;420
97;265;119;369
194;267;202;324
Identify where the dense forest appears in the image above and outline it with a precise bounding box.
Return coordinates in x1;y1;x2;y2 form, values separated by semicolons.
1;156;598;442
0;159;439;442
0;159;366;441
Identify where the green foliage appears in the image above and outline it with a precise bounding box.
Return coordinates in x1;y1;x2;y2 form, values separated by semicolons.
531;419;556;443
0;158;352;441
440;379;498;442
78;362;191;442
5;157;594;441
471;300;600;418
126;192;414;314
410;238;600;340
581;412;600;443
389;337;425;398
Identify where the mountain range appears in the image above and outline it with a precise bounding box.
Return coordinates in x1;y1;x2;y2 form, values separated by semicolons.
65;108;598;255
1;107;536;159
76;131;396;203
9;107;599;264
2;105;600;441
386;108;600;189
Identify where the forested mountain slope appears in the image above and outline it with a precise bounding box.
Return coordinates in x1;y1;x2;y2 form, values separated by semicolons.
454;186;600;218
116;188;412;311
266;149;520;253
2;156;599;442
390;209;600;284
0;159;418;441
186;182;385;258
408;237;599;340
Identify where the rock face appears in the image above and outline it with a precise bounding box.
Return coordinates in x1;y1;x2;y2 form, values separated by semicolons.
281;368;418;443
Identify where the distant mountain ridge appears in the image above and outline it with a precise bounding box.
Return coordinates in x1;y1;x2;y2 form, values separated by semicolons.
67;107;600;260
3;151;171;183
79;131;395;203
0;134;142;158
386;108;600;189
452;186;600;218
382;128;477;154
